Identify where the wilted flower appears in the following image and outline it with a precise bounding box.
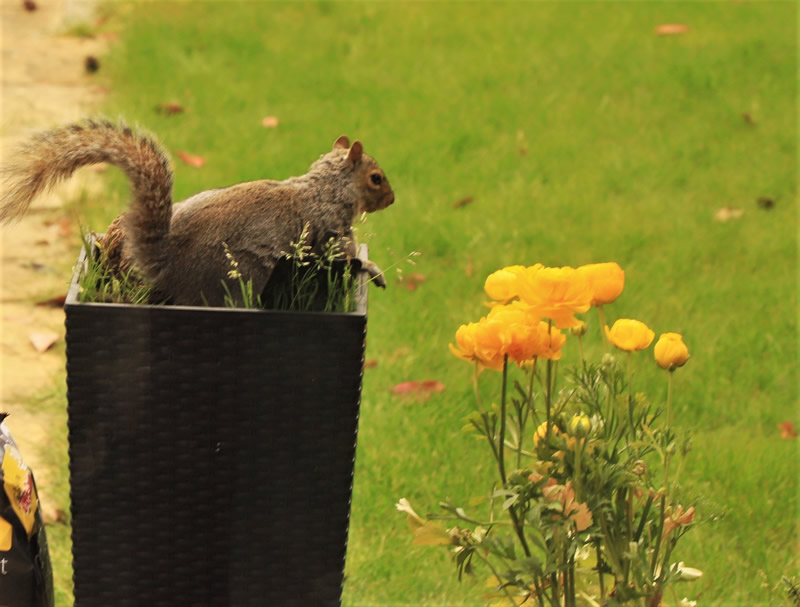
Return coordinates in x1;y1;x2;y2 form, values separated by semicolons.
395;498;455;546
560;482;593;532
577;262;625;306
529;476;593;532
605;319;655;352
654;332;690;370
516;265;593;328
395;497;426;532
663;505;696;538
674;562;703;581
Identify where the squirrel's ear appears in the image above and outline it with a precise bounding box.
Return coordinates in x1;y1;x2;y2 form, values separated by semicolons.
333;136;350;150
346;141;363;164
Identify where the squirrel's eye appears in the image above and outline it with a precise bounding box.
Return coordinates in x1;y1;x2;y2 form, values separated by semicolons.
370;173;382;186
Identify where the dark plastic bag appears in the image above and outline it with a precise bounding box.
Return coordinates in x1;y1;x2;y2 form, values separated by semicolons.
0;414;54;607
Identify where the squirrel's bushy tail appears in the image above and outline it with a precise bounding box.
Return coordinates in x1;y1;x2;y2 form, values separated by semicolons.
0;118;173;280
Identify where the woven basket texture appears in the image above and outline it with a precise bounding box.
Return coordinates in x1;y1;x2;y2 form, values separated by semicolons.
64;246;367;607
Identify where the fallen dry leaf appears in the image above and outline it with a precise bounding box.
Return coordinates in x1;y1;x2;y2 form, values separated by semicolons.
391;380;445;401
177;151;206;168
23;0;36;11
779;421;797;440
156;101;185;116
714;207;744;222
655;23;689;36
398;273;427;291
364;359;378;369
58;217;74;238
42;504;68;525
517;130;529;156
452;196;475;209
742;112;756;125
35;294;67;308
29;331;59;353
262;116;280;128
85;56;100;73
756;196;775;210
5;316;33;325
20;262;50;273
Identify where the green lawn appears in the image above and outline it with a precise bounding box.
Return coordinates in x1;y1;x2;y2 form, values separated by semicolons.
47;1;798;604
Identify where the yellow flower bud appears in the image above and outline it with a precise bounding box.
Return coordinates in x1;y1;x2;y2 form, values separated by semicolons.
533;421;559;447
604;319;655;352
569;320;588;337
654;332;690;370
567;414;592;438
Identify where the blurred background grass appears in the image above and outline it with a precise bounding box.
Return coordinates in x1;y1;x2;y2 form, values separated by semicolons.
47;1;798;604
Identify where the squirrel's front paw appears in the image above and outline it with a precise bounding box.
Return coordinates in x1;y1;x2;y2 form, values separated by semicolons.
363;260;387;289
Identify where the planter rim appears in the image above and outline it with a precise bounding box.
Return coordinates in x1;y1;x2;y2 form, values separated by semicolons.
65;239;369;317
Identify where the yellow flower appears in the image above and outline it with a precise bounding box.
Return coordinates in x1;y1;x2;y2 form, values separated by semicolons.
449;317;508;370
486;302;539;363
516;265;593;329
604;319;655;352
654;332;690;370
534;320;566;360
577;262;625;306
484;265;528;304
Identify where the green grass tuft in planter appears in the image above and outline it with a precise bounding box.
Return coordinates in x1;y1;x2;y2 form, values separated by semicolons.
77;227;361;313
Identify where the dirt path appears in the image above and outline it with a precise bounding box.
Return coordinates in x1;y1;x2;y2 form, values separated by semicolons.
0;0;105;508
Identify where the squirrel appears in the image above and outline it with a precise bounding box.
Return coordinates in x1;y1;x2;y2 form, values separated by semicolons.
0;119;394;306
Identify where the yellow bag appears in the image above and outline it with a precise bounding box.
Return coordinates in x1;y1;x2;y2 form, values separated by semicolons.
0;414;54;607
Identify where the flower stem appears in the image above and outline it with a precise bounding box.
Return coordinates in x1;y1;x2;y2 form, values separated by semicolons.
597;543;605;599
667;369;674;429
545;358;553;444
499;354;509;485
627;351;635;439
508;507;531;558
520;358;537;468
475;550;518;606
624;489;634;583
597;305;609;352
574;438;584;502
472;363;484;413
650;494;667;578
596;513;625;580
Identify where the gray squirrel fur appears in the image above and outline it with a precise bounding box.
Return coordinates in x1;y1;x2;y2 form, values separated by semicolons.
0;119;394;306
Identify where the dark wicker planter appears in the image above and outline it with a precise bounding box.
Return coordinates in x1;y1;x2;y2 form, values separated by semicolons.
64;245;368;607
